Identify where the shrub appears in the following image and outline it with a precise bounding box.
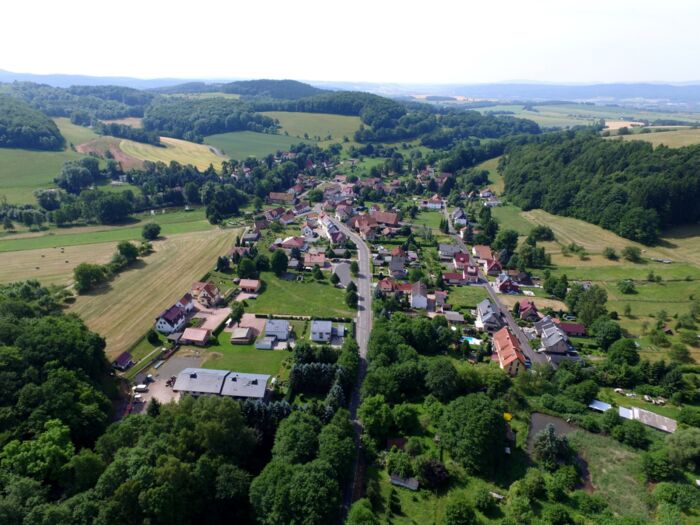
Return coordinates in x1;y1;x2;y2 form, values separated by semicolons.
142;222;161;240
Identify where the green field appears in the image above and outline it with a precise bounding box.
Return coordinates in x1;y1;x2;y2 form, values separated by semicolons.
261;111;362;144
246;272;354;318
476;102;700;129
617;127;700;148
0;208;214;252
55;117;101;145
200;330;291;378
203;131;306;160
448;285;489;311
477;156;503;194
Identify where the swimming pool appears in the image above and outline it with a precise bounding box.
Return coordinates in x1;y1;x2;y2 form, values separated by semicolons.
461;336;482;346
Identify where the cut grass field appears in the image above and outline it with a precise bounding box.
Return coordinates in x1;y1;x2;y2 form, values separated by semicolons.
70;228;239;359
0;208;214;253
54;117;100;145
246;272;355;318
120;136;226;170
261;111;362;144
616;127;700;148
203;131;305;160
448;285;489;310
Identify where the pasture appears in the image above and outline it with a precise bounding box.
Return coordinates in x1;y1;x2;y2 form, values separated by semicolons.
120;136;226;170
261;111;362;143
70;228;239;359
617;127;700;148
203;131;304;160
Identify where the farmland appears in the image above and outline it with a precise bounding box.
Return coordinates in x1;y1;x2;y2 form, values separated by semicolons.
70;228;239;359
120;136;226;169
617;127;700;148
203;130;304;160
0;208;214;253
261;111;362;144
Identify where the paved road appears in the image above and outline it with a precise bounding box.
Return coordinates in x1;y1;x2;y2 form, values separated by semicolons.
330;217;373;517
443;206;546;366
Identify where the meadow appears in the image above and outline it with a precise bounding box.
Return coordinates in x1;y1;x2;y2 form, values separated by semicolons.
261;111;362;144
477;156;503;194
0;208;214;253
120;136;226;170
617;127;700;148
200;330;292;378
70;228;239;359
203;131;305;160
245;271;355;318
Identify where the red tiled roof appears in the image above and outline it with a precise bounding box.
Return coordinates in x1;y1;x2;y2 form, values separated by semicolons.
493;327;526;368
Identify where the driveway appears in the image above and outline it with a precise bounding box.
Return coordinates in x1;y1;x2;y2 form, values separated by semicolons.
194;306;232;331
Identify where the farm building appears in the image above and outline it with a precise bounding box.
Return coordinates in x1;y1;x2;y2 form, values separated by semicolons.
230;327;255;345
239;279;262;293
181;327;211;346
173;368;270;400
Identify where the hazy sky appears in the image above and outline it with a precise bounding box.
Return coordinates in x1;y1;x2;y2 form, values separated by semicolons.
3;0;699;83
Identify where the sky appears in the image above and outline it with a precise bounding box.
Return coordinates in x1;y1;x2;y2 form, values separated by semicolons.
3;0;699;84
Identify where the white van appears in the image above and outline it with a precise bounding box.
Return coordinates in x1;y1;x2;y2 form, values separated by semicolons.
133;384;149;393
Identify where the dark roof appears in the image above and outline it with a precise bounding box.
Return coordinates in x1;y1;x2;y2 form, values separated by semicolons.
113;351;133;367
158;305;186;323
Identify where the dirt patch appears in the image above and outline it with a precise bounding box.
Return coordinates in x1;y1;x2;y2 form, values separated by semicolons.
193;305;232;332
76;138;143;170
498;294;568;312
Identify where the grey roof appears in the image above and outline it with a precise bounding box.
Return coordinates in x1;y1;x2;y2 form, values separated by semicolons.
173;368;228;394
588;400;612;412
265;319;289;333
255;336;277;349
444;311;465;323
438;244;461;256
311;320;333;333
477;299;498;323
220;372;270;399
536;316;570;353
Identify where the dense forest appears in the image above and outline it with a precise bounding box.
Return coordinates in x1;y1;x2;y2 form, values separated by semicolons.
154;79;325;99
0;82;149;120
0;95;65;150
502;130;700;244
142;98;277;142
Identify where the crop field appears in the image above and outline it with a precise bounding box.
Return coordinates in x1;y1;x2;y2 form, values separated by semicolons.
245;272;354;318
0;208;214;253
477;102;700;128
261;111;362;143
100;117;143;128
70;228;239;359
203;131;304;160
617;127;700;148
120;136;226;170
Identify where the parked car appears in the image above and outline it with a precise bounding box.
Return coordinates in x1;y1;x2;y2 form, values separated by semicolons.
133;384;149;393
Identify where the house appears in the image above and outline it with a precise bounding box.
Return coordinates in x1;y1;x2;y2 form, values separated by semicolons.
558;322;586;337
156;305;187;334
228;246;251;260
378;277;396;293
268;191;296;205
181;327;211;346
255;336;278;350
279;212;296;225
389;255;407;279
350;214;378;231
463;264;480;283
494;273;519;294
443;310;465;324
535;316;571;354
479;188;494;199
293;202;311;215
192;282;221;307
438;243;462;260
239;279;261;293
451;208;468;226
176;293;195;313
290;184;304;195
230;326;255;345
328;230;347;246
371;210;399;227
335;205;352;222
519;300;540;322
476;299;502;332
304;252;326;268
442;272;466;286
429;290;449;313
483;259;502;276
483;197;502;208
265;319;289;341
280;236;307;251
264;207;285;222
452;252;471;270
420;194;443;209
241;231;260;244
410;282;428;309
493;327;526;376
220;372;271;400
311;320;333;342
472;245;493;264
254;219;269;231
112;351;134;371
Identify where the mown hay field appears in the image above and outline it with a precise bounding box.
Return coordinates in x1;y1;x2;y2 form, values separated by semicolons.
261;111;362;143
120;136;226;170
70;228;239;359
203;131;305;160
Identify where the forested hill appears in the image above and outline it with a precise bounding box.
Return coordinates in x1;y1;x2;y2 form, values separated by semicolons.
153;79;326;99
502;130;700;244
0;94;65;150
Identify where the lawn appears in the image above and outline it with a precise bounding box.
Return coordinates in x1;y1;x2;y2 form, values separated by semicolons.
199;329;292;378
245;272;355;318
70;228;239;359
120;136;226;170
448;285;489;310
412;210;444;231
0;208;214;253
203;131;307;160
261;111;362;144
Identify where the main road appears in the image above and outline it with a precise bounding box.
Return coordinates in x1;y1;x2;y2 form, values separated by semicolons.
443;206;546;366
330;217;373;517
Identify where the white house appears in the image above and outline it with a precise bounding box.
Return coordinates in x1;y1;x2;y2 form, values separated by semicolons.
311;320;333;343
155;305;187;334
176;293;195;313
410;282;428;309
265;319;289;341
